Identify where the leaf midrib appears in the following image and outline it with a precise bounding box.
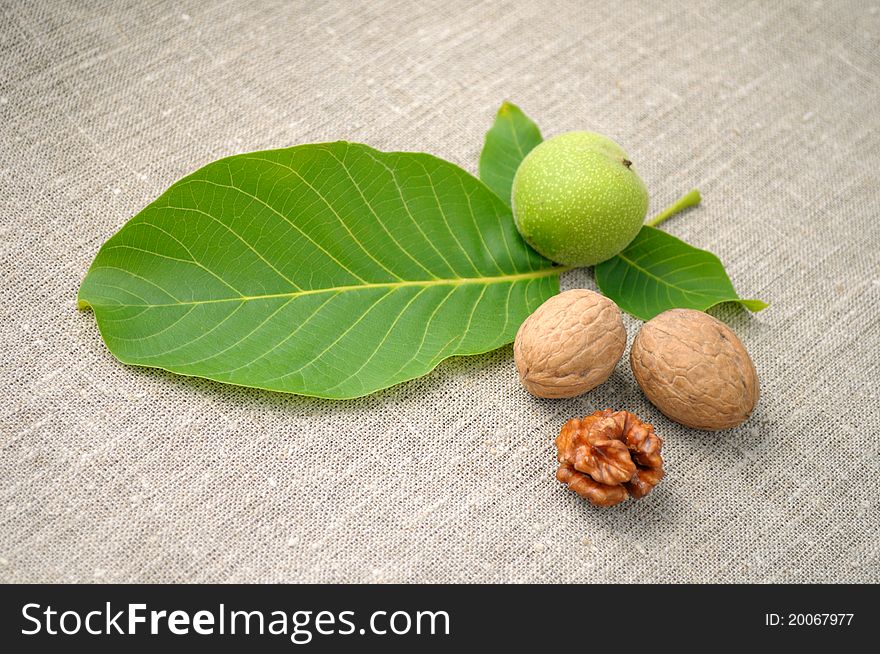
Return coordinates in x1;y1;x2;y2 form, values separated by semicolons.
614;252;723;299
83;265;571;309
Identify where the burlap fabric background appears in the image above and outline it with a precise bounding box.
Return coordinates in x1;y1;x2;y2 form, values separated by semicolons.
2;0;878;584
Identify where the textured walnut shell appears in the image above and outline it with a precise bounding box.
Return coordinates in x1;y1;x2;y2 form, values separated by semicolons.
514;290;626;398
630;309;759;430
555;409;664;507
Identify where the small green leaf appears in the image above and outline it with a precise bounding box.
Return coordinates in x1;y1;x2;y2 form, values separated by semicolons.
78;142;566;399
595;226;768;321
478;101;542;206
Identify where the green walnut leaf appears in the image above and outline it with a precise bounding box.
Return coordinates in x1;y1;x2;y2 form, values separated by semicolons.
78;142;565;399
478;101;542;205
594;225;768;321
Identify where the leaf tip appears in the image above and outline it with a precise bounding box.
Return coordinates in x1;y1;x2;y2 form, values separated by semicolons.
742;299;770;312
498;100;519;117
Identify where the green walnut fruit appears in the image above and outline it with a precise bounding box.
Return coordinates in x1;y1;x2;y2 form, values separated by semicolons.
511;131;649;267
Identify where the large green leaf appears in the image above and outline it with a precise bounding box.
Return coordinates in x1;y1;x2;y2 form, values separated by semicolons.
478;101;542;205
78;142;565;399
595;226;768;320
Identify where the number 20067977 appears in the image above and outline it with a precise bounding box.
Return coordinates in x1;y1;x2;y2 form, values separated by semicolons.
765;614;854;626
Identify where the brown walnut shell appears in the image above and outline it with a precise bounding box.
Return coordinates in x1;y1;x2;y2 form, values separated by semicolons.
514;289;626;398
630;309;759;430
555;409;664;507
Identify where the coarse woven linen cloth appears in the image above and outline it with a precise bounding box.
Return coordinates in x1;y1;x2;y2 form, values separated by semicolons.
1;0;878;584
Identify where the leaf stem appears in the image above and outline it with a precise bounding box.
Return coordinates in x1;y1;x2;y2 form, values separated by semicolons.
646;189;702;228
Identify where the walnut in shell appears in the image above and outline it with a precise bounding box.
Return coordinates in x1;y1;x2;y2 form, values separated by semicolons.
555;409;664;507
630;309;759;430
514;289;626;398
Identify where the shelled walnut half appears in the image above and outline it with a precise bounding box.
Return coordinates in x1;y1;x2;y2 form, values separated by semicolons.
555;409;664;507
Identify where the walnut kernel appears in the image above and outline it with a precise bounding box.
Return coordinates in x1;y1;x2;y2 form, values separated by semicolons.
555;409;664;507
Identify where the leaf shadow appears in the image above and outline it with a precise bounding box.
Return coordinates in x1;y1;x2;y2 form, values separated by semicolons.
706;301;761;333
124;344;516;418
127;365;371;418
